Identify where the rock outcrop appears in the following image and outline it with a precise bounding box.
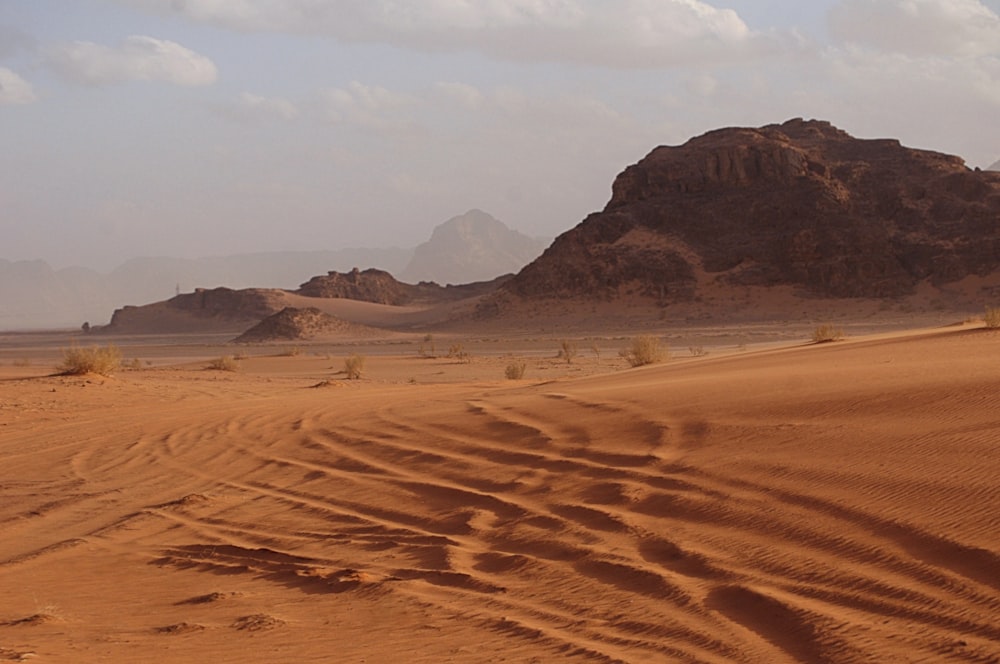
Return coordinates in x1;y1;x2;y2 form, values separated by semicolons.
487;118;1000;310
102;287;287;333
399;209;548;285
297;267;509;305
233;307;379;342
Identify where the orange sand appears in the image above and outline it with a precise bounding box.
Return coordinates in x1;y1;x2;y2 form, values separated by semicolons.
1;325;998;662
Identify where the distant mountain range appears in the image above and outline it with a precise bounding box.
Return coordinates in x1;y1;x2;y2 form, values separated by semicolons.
987;158;1000;172
1;211;547;330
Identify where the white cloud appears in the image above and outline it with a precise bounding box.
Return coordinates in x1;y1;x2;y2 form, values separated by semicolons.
115;0;794;67
829;0;1000;57
46;35;217;86
0;67;36;105
434;81;486;110
320;81;418;130
237;92;299;119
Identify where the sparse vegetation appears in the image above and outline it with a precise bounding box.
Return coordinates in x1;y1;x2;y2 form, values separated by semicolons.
984;306;1000;329
557;339;578;364
123;358;142;370
418;334;436;358
58;344;122;376
620;336;666;367
811;324;844;343
207;355;241;372
590;342;602;362
505;361;527;380
448;343;470;362
689;345;707;357
343;354;366;380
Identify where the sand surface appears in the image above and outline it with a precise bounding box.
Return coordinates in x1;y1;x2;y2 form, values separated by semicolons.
1;325;999;662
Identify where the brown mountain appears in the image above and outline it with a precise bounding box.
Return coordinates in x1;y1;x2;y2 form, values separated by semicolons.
482;118;1000;315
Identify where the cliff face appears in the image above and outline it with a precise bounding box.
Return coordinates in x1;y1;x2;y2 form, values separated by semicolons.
102;287;286;333
497;119;1000;305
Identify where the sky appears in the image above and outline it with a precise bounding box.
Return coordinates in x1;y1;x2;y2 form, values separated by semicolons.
1;0;999;271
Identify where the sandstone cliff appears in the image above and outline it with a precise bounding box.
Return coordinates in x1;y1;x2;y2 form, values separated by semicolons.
487;119;1000;311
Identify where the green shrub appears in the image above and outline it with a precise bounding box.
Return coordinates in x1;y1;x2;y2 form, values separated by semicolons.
619;336;666;367
811;324;844;343
207;355;241;372
984;306;1000;329
505;361;527;380
59;344;122;376
343;354;365;380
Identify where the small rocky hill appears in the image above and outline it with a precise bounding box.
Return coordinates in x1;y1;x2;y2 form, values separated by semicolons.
297;267;509;305
399;209;548;285
233;307;381;342
481;119;1000;315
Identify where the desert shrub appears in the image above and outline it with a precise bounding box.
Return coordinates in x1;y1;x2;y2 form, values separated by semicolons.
590;342;601;361
418;334;436;358
619;336;665;367
447;343;470;362
207;355;241;372
123;358;142;370
557;339;578;364
811;324;844;343
505;361;527;380
984;306;1000;329
343;354;366;379
689;345;707;357
59;344;122;376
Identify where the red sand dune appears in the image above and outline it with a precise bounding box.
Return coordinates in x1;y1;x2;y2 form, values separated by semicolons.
1;325;998;662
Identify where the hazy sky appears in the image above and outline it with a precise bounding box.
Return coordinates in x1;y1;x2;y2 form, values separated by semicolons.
2;0;999;270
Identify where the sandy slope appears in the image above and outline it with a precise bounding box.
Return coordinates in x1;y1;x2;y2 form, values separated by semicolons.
1;326;999;662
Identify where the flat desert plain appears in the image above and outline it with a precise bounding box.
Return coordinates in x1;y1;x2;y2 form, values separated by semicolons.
1;325;999;663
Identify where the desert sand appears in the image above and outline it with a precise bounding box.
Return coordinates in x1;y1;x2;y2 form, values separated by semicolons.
1;323;999;663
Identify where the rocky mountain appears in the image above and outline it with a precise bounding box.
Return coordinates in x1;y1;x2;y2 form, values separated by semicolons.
481;118;1000;315
399;209;549;285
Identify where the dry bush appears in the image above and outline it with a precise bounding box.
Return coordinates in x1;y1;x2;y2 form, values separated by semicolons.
343;354;365;379
59;344;122;376
984;306;1000;329
557;339;578;364
619;336;666;367
505;361;527;380
418;334;436;358
811;324;844;343
689;345;707;357
447;343;470;362
207;355;241;372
